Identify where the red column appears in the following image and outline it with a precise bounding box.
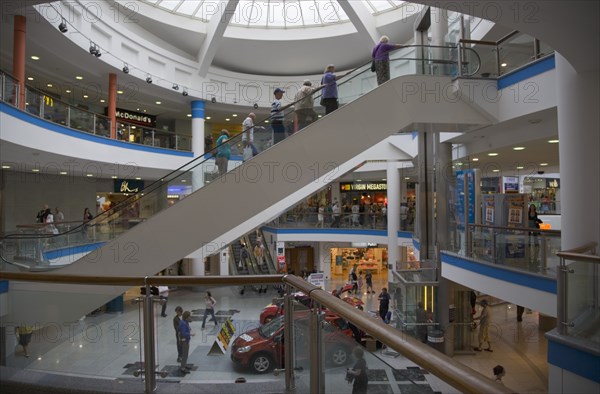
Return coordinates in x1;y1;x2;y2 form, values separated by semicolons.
108;73;117;139
13;15;26;110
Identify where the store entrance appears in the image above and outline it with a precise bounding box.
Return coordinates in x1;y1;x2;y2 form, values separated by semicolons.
330;246;387;282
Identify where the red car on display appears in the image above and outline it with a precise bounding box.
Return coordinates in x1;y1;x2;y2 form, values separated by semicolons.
259;284;363;325
231;313;356;374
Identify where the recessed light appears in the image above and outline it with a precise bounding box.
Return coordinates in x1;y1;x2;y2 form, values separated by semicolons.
455;162;463;166
131;126;136;129
60;171;68;175
47;83;53;88
232;114;238;117
487;152;499;157
405;177;410;180
86;174;93;177
83;95;88;98
186;114;192;117
471;158;479;162
501;62;507;67
540;163;548;166
100;99;105;103
264;120;270;123
2;165;11;169
513;147;525;151
31;55;40;60
205;116;211;120
143;110;146;113
135;177;141;180
548;139;559;144
492;169;500;172
32;169;40;172
117;90;123;94
111;176;118;179
516;166;524;170
75;76;83;80
225;118;230;121
181;179;187;183
27;77;34;81
65;89;71;93
155;101;161;105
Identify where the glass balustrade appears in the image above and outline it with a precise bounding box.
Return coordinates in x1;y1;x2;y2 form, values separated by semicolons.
0;273;512;393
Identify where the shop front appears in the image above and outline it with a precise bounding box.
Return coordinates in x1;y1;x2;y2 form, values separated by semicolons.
330;244;387;280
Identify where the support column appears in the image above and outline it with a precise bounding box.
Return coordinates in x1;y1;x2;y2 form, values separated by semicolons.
191;100;207;192
108;73;117;139
556;54;600;249
417;132;435;260
387;161;400;276
430;8;449;74
12;15;26;110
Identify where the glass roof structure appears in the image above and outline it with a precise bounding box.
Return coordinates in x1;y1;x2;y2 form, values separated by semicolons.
142;0;405;28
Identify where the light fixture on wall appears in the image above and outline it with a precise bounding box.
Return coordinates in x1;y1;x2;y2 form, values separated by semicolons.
211;97;216;103
58;19;68;33
182;88;188;97
172;84;179;90
146;75;152;84
122;63;129;74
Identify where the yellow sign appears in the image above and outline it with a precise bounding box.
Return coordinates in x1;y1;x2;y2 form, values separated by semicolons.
120;181;139;193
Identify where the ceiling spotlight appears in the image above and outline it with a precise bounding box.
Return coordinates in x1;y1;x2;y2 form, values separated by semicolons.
182;88;188;97
122;64;129;74
172;84;179;90
253;103;258;109
146;75;152;84
58;19;68;33
211;97;216;103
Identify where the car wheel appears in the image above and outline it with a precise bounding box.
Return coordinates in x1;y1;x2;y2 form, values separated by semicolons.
250;353;273;374
330;347;349;366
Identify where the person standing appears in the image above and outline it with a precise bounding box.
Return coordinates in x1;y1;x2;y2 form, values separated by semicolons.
44;208;58;235
294;80;317;131
271;88;286;144
400;203;409;230
36;204;49;223
347;346;369;394
473;299;493;352
320;64;341;115
201;291;217;330
416;302;428;343
83;207;93;223
365;270;374;294
178;311;194;374
350;266;358;295
254;242;264;266
173;306;183;363
372;35;405;85
54;207;64;223
158;285;169;317
242;113;261;159
378;287;391;321
215;129;231;177
331;200;341;228
316;204;325;228
15;325;33;357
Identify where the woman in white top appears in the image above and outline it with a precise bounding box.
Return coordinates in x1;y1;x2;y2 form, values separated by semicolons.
201;291;218;330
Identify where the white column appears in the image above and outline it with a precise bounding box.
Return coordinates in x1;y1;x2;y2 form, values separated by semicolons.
190;258;205;277
387;161;400;278
220;248;230;276
556;54;600;249
191;100;206;192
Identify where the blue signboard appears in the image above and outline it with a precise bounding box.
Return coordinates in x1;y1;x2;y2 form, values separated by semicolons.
456;171;465;230
466;170;476;225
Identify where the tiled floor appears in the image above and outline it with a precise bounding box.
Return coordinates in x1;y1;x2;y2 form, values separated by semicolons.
4;276;549;393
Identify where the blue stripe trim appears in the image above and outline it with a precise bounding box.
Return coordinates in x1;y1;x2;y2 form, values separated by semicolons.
498;54;555;89
441;252;556;294
44;242;106;260
1;103;193;158
191;101;205;118
548;339;600;383
264;228;388;236
0;280;8;293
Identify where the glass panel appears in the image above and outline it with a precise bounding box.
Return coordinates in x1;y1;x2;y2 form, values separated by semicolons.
566;261;600;344
468;43;498;78
497;32;536;75
289;289;311;392
25;87;42;116
43;97;68;126
94;114;111;137
2;73;20;107
69;106;95;133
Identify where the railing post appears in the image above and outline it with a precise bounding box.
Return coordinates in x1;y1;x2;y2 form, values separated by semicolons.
92;114;97;135
466;225;472;257
309;301;323;394
284;283;296;392
495;44;502;76
557;257;568;335
142;281;157;393
151;130;155;147
66;106;71;128
540;233;547;272
491;232;497;264
533;38;541;59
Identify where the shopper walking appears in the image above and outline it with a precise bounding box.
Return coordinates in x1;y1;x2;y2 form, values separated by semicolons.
242;113;261;159
365;270;374;294
372;35;405;85
15;325;33;357
201;291;218;330
378;287;391;321
347;346;369;394
271;89;287;144
320;64;341;115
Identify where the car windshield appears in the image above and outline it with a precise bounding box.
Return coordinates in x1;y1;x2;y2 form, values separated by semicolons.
258;315;284;338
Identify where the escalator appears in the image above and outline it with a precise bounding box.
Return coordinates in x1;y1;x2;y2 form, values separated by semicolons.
1;48;489;323
244;231;273;274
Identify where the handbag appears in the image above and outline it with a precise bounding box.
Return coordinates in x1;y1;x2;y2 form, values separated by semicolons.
243;146;253;161
371;60;376;72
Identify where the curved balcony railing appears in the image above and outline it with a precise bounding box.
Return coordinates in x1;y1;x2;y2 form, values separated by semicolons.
0;271;513;394
1;44;481;271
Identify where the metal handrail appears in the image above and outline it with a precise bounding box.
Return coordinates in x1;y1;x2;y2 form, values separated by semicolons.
0;271;511;393
469;222;561;235
557;242;598;256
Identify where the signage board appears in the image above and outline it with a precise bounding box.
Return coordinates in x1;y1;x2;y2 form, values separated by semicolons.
340;182;387;192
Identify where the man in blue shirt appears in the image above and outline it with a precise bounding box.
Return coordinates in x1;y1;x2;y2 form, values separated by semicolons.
321;64;340;115
178;311;194;373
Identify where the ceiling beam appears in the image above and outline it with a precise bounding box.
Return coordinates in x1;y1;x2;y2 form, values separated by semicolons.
337;1;380;50
197;0;239;77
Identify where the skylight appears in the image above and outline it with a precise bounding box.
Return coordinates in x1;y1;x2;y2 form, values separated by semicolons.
142;0;404;28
